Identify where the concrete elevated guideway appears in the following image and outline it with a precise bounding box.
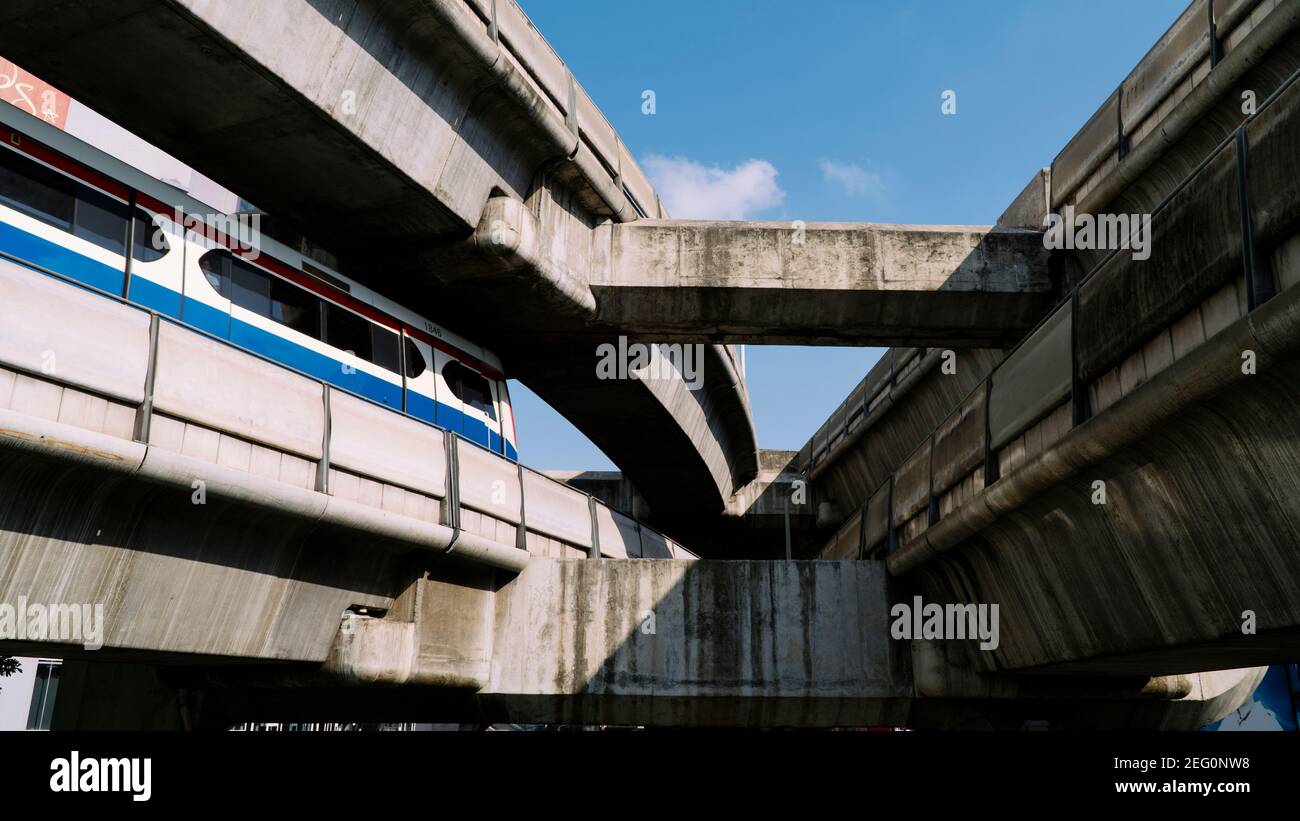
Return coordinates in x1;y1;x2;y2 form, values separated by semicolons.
806;0;1300;677
0;0;1057;534
1;0;1292;730
0;258;1258;728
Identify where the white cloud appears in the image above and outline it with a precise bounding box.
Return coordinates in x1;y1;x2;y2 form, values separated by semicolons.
819;159;884;198
642;155;785;219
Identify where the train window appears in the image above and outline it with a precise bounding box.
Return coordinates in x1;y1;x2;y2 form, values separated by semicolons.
71;186;128;256
370;325;400;374
132;210;169;263
323;301;372;362
0;144;75;231
230;257;271;317
444;360;496;420
198;248;231;297
269;275;321;339
403;336;426;379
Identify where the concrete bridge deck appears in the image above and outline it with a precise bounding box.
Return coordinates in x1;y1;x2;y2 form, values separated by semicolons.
0;256;1262;729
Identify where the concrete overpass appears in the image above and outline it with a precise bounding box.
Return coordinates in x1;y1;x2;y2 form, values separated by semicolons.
2;0;1298;729
588;220;1052;347
0;0;1057;535
806;0;1300;677
0;255;1261;729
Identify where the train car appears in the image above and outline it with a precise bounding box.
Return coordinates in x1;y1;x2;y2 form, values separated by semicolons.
0;102;517;459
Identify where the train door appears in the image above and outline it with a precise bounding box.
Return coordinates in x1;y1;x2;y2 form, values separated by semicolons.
124;204;184;318
182;239;233;338
402;331;438;425
433;350;499;449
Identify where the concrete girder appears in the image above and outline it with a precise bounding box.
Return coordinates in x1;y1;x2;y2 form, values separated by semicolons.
589;221;1057;346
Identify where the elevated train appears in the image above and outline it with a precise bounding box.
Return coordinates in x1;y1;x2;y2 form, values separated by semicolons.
0;103;518;459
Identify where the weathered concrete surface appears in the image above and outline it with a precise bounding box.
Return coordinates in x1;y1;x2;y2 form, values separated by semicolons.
803;348;1006;540
0;441;408;662
589;221;1055;346
483;559;911;727
891;288;1300;675
55;557;1265;730
40;558;1265;730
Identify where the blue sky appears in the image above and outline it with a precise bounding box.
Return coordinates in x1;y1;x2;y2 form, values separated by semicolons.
510;0;1190;470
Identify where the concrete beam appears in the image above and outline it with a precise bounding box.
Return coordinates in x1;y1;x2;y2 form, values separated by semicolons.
589;221;1056;346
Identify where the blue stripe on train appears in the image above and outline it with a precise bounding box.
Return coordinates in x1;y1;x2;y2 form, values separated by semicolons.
128;274;182;318
227;314;404;410
0;220;123;296
180;295;230;338
4;222;514;455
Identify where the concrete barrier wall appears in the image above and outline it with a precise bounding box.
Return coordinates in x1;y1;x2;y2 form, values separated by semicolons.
1050;0;1279;210
521;467;593;548
822;510;861;560
0;261;150;404
1120;0;1213;136
1246;72;1300;250
0;259;693;569
329;390;446;498
595;504;641;559
933;386;986;495
154;322;325;460
450;0;661;217
457;437;521;524
822;65;1300;563
1076;139;1241;383
891;443;929;529
990;304;1071;448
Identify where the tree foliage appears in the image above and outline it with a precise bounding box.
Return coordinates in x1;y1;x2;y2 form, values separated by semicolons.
0;656;19;692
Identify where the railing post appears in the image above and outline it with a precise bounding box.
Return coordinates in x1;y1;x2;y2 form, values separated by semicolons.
1116;83;1131;160
133;311;159;444
315;385;331;493
983;379;999;485
122;190;137;301
783;494;792;560
587;495;601;559
515;463;528;551
927;433;939;526
1236;127;1275;310
442;432;461;530
856;501;868;560
1208;0;1222;67
886;476;897;555
1070;290;1090;428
